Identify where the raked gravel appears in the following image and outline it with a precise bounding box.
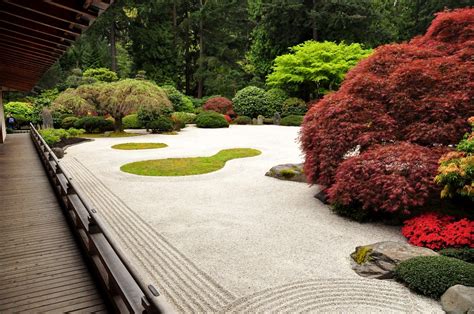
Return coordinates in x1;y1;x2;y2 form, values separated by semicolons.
62;125;442;313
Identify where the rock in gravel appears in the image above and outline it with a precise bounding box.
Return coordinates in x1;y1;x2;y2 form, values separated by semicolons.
265;163;306;183
350;241;438;279
257;115;264;125
273;112;281;125
51;147;64;159
314;189;329;204
441;285;474;314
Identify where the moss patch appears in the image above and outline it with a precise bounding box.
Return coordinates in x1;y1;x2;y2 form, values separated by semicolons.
112;143;168;150
79;131;141;138
121;148;261;176
351;246;373;265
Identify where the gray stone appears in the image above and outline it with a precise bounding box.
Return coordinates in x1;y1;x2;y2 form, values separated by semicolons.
51;147;64;159
314;189;329;204
265;163;306;183
257;115;264;125
441;285;474;314
252;118;257;125
350;241;438;279
273;112;281;125
41;108;53;129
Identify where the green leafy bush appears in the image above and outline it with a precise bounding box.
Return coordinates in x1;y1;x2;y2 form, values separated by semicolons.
38;128;85;146
196;112;229;128
233;116;252;125
280;115;304;126
265;88;288;115
171;112;196;124
439;248;474;263
162;85;194;112
394;256;474;299
61;116;79;129
4;102;34;125
83;68;119;82
73;116;113;133
232;86;270;118
267;40;372;99
147;116;174;133
123;114;142;129
282;98;307;116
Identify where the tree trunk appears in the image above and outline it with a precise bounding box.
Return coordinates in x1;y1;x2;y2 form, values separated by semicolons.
197;0;205;98
110;21;117;72
114;117;123;132
312;0;318;40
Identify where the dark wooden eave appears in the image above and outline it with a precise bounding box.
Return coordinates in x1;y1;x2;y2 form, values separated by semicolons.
0;0;113;91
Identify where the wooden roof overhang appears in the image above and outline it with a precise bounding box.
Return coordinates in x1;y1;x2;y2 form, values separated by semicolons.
0;0;113;91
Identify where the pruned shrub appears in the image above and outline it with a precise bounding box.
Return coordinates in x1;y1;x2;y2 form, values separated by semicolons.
196;112;229;128
4;101;34;126
281;98;307;117
233;86;270;118
203;96;235;117
327;143;442;220
301;9;474;221
171;112;196;124
61;116;79;129
123;114;142;129
83;68;118;82
265;88;288;115
233;116;252;125
147;116;174;133
402;213;474;250
439;247;474;263
73;116;113;133
38;128;84;146
162;85;194;112
394;256;474;299
280;115;304;126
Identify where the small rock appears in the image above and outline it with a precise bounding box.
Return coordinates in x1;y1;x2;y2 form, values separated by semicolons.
314;189;329;204
441;285;474;314
273;112;281;125
265;163;306;183
257;115;264;125
252;118;257;125
350;241;438;279
51;147;64;159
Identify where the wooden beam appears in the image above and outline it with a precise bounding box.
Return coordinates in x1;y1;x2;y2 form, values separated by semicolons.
0;55;53;68
0;9;82;36
0;33;68;51
0;36;64;55
4;0;91;28
0;19;76;43
44;0;99;20
0;47;59;64
0;43;62;60
0;27;71;48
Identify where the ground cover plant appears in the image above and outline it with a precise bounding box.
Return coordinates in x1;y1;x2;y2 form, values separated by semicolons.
120;148;261;176
301;8;474;221
112;143;168;150
394;255;474;299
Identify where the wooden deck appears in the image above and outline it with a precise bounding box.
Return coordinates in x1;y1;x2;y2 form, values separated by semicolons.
0;134;108;313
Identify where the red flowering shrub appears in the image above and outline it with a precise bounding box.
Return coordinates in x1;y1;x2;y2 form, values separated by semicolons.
402;213;474;250
203;97;235;117
327;143;442;219
301;8;474;220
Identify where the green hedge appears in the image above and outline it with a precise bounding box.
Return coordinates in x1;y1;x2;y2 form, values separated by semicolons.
147;116;174;133
39;128;85;146
233;116;252;125
232;86;270;118
73;116;114;133
394;256;474;299
439;248;474;263
280;115;304;126
123;114;142;129
196;112;229;128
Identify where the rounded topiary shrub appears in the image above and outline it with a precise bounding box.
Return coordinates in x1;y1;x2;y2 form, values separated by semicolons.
232;86;270;118
203;97;235;117
74;116;113;133
280;115;304;126
327;143;442;221
162;85;194;112
61;116;79;129
123;114;142;129
195;112;229;128
171;112;196;124
265;88;288;115
147;116;174;133
394;255;474;299
301;9;474;194
281;98;307;117
233;116;252;125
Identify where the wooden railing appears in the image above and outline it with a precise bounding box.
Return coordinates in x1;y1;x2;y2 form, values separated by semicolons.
30;124;174;314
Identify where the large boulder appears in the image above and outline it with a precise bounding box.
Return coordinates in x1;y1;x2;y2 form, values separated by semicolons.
441;285;474;314
350;241;438;279
265;163;306;183
51;147;64;159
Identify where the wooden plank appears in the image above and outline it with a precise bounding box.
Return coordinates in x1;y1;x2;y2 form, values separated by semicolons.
0;134;107;312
